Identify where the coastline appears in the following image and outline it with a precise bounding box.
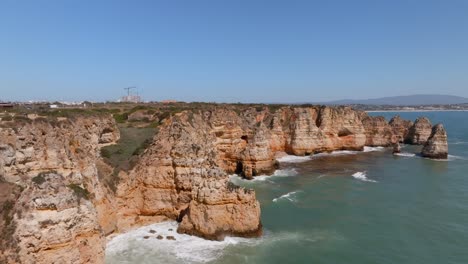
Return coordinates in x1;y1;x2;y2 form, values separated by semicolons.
365;109;468;113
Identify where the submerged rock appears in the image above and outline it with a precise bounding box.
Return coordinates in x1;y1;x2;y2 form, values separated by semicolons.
421;124;448;159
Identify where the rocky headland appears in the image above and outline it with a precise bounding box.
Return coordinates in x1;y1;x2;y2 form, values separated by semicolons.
0;105;447;263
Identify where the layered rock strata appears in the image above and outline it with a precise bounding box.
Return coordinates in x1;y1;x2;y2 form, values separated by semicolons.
421;124;448;159
0;106;447;263
0;116;119;264
388;115;413;142
405;117;432;145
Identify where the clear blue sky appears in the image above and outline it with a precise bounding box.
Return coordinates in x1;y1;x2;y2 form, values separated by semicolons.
1;0;467;102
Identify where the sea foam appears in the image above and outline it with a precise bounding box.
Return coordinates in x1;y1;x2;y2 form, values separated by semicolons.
351;171;377;183
363;146;385;152
276;155;311;163
311;150;358;158
229;168;298;185
277;146;386;162
394;152;416;157
106;221;257;264
272;191;301;203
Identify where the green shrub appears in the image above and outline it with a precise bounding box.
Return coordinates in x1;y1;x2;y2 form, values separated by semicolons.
113;113;128;123
2;200;14;226
31;175;46;185
1;115;13;121
67;184;90;200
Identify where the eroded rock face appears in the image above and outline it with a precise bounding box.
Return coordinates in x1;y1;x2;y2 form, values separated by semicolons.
0;116;119;264
15;173;105;264
116;112;262;238
288;107;367;155
421;124;448;159
116;106;429;239
389;115;413;142
406;117;432;145
0;106;445;261
362;116;395;146
177;180;262;240
0;181;22;263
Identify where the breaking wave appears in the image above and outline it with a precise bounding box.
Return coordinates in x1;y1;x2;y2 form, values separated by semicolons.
106;222;341;264
351;171;377;183
311;150;359;158
394;152;416;157
229;168;298;185
278;146;386;162
276;155;311;163
106;221;258;264
272;191;301;203
271;168;298;177
363;146;385;152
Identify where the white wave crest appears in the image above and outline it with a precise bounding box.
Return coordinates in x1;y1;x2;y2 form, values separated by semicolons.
272;168;298;177
394;152;416;157
312;150;358;158
229;168;298;185
106;221;257;264
228;174;273;185
272;191;301;203
276;155;311;163
351;171;377;183
363;146;385;152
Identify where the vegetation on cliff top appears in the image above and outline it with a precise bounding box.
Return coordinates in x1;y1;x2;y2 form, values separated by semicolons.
99;125;156;192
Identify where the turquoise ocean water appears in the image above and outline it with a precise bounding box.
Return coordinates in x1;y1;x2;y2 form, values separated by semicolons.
106;111;468;264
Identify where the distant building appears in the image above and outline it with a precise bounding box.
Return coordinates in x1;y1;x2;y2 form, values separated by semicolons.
0;103;14;108
121;95;141;103
161;99;177;104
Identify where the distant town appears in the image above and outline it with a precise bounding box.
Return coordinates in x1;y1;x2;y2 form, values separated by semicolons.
2;99;468;112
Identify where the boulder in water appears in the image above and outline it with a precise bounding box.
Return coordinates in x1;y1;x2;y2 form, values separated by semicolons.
392;142;401;154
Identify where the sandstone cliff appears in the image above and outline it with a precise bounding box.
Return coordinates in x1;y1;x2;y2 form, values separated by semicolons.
0;116;119;264
115;106;437;239
0;106;445;263
421;124;448;159
405;117;432;145
388;115;413;142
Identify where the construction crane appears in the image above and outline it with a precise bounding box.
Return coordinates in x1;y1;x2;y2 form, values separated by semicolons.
123;86;136;96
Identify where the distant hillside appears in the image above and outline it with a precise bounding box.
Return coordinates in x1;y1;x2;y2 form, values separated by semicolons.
322;94;468;106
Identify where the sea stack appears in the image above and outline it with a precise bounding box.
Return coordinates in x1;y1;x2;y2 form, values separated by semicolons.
405;117;433;145
392;142;401;154
421;124;448;159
